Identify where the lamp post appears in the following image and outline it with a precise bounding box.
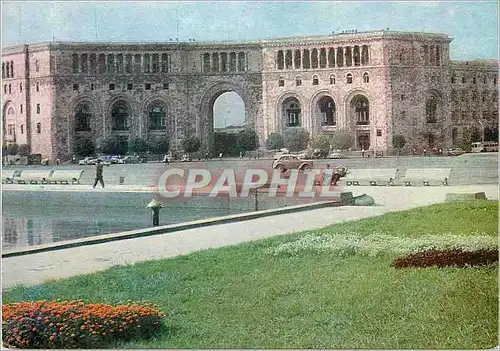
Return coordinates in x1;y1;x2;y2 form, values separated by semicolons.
477;120;485;143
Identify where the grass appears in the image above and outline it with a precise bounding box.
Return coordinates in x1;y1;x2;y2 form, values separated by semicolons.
3;200;498;349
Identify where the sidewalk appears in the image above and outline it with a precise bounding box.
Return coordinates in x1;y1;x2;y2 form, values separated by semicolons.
2;184;498;288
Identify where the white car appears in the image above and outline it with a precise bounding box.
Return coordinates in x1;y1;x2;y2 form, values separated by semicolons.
78;157;94;165
327;151;344;159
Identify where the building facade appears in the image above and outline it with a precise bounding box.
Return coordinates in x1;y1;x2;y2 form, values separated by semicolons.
2;30;498;161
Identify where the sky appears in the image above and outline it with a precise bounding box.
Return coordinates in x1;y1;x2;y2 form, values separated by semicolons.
2;1;498;127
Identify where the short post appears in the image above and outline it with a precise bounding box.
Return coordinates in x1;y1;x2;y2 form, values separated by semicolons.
147;199;163;226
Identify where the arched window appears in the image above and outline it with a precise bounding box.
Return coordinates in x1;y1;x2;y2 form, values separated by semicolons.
353;46;360;66
285;50;293;69
318;96;336;126
211;53;219;72
36;122;41;134
6;62;10;77
312;75;319;85
328;48;335;67
361;45;369;65
351;95;369;125
149;103;167;130
75;103;92;132
8;84;11;94
363;72;369;83
345;47;352;67
111;101;129;130
426;95;439;123
295;76;302;86
329;74;336;85
294;50;301;69
20;82;22;93
72;54;79;73
319;48;327;68
10;61;14;77
2;62;4;78
283;97;301;127
35;60;40;72
203;53;210;73
346;73;353;84
451;76;456;84
311;49;318;69
238;52;245;71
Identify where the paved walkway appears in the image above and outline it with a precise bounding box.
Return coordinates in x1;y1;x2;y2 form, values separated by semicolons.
2;184;497;288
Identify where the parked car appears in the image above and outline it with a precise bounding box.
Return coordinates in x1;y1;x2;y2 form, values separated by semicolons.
272;154;313;173
273;148;290;160
312;149;328;159
444;147;465;156
118;155;140;164
327;150;346;159
78;157;94;165
181;154;192;162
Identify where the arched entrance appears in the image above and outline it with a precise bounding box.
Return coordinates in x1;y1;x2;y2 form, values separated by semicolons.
282;97;301;127
212;92;245;156
348;94;370;150
317;96;336;126
199;82;252;153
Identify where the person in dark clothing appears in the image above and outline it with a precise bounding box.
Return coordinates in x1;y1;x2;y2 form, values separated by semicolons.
93;160;105;188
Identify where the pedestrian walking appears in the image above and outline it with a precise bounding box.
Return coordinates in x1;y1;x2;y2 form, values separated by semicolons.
93;160;105;188
218;151;223;161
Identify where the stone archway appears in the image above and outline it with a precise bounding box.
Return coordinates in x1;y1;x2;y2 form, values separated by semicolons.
199;81;252;151
3;101;16;144
310;91;338;132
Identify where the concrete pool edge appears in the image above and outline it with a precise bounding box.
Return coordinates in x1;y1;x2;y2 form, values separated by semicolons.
2;198;347;258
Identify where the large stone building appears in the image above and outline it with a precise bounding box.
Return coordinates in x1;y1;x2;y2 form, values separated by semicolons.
2;29;498;161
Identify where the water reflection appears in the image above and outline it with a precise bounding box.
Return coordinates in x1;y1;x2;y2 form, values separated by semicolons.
2;191;245;250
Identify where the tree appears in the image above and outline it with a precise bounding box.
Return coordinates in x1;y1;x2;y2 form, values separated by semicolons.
310;134;333;151
128;138;149;154
73;137;96;157
100;136;128;155
18;144;31;157
213;132;238;156
392;134;406;150
237;129;259;153
147;136;170;155
265;133;284;150
181;135;201;154
331;129;354;150
6;143;18;156
283;127;310;152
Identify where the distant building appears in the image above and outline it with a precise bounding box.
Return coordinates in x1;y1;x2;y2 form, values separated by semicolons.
2;30;498;161
214;123;247;134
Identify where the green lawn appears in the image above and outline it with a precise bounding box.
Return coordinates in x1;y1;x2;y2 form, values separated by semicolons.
3;200;498;349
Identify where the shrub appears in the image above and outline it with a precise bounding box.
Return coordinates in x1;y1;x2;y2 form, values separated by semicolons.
72;137;95;157
392;249;498;268
6;143;18;156
18;144;31;157
181;135;201;154
147;136;170;155
265;133;284;150
310;134;332;151
283;127;310;151
392;134;406;150
237;129;259;153
331;130;354;150
128;138;149;154
100;136;128;155
2;300;164;349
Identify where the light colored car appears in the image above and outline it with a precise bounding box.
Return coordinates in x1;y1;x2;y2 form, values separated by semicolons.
444;147;465;156
272;154;313;173
118;155;140;164
327;151;345;159
273;148;290;160
181;154;192;162
78;157;94;165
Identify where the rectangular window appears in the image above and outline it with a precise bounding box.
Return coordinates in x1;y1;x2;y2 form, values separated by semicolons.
376;129;382;137
278;79;284;87
109;83;115;91
163;83;169;90
36;104;40;113
80;54;88;73
98;54;106;73
73;83;79;91
401;94;405;101
90;53;97;73
127;83;133;90
401;111;406;119
21;124;24;134
134;54;141;74
20;104;23;114
145;83;151;90
91;84;95;90
8;124;15;136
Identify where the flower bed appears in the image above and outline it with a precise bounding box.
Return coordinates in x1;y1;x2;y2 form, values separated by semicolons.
392;249;499;268
2;300;164;349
